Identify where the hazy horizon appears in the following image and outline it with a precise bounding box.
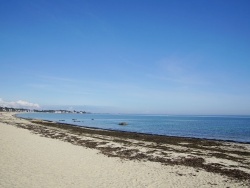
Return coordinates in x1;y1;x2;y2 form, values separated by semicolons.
1;0;250;115
1;100;250;116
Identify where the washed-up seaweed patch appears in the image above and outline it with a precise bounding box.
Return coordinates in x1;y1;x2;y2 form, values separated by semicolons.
4;117;250;185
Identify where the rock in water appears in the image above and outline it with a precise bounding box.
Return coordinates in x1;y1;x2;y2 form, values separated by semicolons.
118;122;128;126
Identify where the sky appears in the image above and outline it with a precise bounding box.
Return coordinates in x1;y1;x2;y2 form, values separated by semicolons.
1;0;250;115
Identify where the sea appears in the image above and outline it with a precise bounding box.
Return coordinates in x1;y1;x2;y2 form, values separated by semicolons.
16;113;250;143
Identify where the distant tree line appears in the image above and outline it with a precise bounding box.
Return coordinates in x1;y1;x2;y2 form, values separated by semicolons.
0;106;87;114
0;106;31;112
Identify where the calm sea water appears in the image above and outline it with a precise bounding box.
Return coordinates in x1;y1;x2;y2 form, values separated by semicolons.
17;113;250;143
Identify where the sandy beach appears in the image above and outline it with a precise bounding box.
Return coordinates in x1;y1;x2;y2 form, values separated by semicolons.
0;112;249;187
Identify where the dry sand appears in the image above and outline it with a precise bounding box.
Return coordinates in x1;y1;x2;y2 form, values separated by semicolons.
0;112;249;188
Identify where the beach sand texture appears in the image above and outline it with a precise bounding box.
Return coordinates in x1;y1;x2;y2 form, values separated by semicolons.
0;112;249;188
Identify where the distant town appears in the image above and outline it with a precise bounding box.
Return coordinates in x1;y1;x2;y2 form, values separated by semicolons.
0;106;87;114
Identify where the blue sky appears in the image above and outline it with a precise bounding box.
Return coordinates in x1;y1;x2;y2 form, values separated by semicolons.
1;0;250;114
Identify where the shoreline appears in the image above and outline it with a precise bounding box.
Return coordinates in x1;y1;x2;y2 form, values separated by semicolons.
1;112;250;187
19;117;250;145
16;114;250;145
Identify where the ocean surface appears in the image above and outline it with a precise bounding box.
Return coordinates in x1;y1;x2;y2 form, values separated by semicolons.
17;113;250;143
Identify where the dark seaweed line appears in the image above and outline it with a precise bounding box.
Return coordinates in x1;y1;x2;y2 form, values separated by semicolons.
17;116;250;145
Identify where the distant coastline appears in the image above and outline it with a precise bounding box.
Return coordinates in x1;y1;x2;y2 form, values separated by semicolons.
0;106;88;114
